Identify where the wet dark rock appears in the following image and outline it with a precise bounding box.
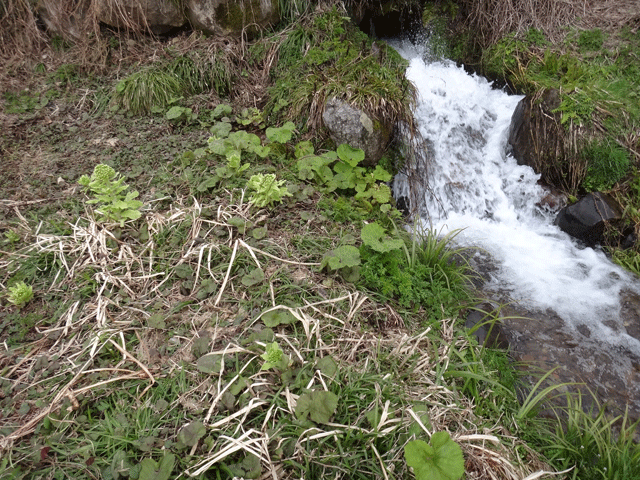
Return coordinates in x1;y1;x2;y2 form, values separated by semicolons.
554;192;622;247
508;89;562;170
507;88;580;190
535;188;567;214
322;97;392;166
482;302;640;421
620;290;640;343
395;196;410;218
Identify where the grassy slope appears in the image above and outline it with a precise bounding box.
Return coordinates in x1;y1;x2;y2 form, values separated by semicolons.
1;7;639;480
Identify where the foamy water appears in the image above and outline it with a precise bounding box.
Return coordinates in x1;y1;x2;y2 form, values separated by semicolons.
391;40;640;350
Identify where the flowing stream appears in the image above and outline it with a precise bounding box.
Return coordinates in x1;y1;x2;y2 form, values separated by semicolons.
390;40;640;400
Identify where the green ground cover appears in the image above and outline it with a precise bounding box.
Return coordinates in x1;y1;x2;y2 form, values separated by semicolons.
1;4;639;479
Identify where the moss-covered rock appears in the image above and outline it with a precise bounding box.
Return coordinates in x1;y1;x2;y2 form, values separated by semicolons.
186;0;279;39
322;97;392;166
261;7;415;144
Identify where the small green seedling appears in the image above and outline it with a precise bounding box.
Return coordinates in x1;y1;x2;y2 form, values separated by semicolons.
78;164;143;226
260;342;290;371
246;174;292;208
7;281;34;308
4;230;20;245
404;431;464;480
319;244;361;282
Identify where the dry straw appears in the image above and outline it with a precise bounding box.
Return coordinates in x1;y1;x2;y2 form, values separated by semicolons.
457;0;640;48
0;191;558;477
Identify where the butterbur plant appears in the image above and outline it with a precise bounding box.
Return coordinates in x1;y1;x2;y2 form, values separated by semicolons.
78;164;143;226
246;174;292;208
404;431;465;480
260;342;290;370
7;281;34;308
296;143;393;212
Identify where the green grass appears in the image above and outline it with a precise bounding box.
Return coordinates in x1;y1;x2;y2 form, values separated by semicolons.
536;394;640;480
581;138;630;192
112;68;183;115
481;26;640;135
111;49;234;115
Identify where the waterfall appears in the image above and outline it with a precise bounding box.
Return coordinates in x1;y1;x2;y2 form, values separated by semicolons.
390;39;640;356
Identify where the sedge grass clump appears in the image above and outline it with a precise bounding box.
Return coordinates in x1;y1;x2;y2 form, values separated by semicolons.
167;52;233;97
112;67;182;115
538;394;640;480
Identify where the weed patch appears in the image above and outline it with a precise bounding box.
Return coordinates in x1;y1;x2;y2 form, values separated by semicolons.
260;7;415;134
581;139;630;192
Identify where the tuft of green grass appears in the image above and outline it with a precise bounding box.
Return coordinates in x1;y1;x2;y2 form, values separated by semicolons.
577;28;605;52
167;52;233;97
581;138;630;192
112;67;183;115
262;7;415;133
539;394;640;480
277;0;313;26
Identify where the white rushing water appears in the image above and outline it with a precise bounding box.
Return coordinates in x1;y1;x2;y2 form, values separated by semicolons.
391;40;640;350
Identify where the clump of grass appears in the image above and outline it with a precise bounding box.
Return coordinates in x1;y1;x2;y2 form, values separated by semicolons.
112;67;183;115
277;0;313;26
167;51;233;97
262;7;416;134
112;47;235;115
539;394;640;480
577;28;604;52
611;248;640;276
581;138;630;192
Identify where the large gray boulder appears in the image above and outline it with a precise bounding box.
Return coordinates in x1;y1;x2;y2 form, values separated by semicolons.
322;97;392;166
554;192;622;246
185;0;279;38
96;0;186;34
